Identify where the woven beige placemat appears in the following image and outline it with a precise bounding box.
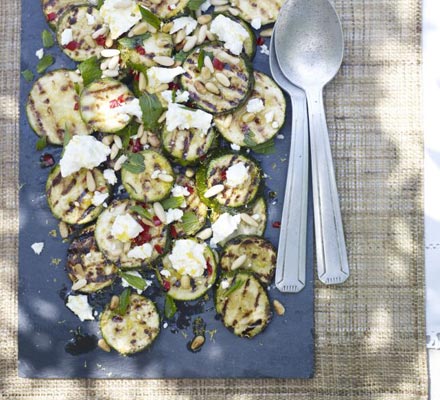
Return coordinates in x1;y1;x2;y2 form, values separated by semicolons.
0;0;427;398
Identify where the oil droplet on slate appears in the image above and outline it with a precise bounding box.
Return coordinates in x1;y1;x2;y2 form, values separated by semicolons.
65;329;97;355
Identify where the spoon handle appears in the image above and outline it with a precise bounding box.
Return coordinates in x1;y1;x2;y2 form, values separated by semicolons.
307;88;349;285
275;89;309;293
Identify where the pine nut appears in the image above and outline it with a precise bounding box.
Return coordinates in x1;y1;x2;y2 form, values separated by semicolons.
194;80;207;94
147;133;161;147
113;134;122;149
138;72;147;91
223;114;233;129
214;5;229;12
231;254;247;271
72;278;87;291
110;143;119;160
110;295;119;310
228;7;240;16
102;134;114;146
123;241;131;253
162;22;173;33
197;14;212;24
240;213;259;227
149;0;162;4
128;21;149;37
158;173;174;183
153;202;167;224
190;335;205;351
197;24;208;44
204;184;224;198
183;36;197;52
153;83;169;93
211;0;228;5
84;35;96;48
206;30;216;41
153;55;175;66
215;72;230;87
101;49;119;58
92;26;108;39
212;249;219;264
185;168;195;178
114;154;127;171
205;82;220;95
217;50;239;64
86;171;96;192
158;111;167;124
175;29;186;44
102;69;119;78
136;124;144;139
146;23;158;33
260;28;273;37
242;112;256;123
98;339;111;352
180;274;191;290
273;299;285;316
201;66;211;80
204;55;214;73
140;131;148;145
100;59;109;70
59;221;69;239
196;227;212;240
108;55;119;70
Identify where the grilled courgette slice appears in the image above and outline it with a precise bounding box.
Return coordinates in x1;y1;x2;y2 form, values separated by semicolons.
215;71;286;146
220;236;276;285
80;78;136;133
56;5;104;61
100;293;160;355
231;0;284;26
46;165;110;225
95;199;169;269
26;69;92;145
67;225;118;293
180;43;254;115
137;0;190;19
121;150;174;203
41;0;84;29
157;238;217;301
215;271;271;338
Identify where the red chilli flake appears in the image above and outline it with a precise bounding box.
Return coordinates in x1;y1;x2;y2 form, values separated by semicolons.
130;138;143;153
95;35;106;46
206;259;213;276
256;37;265;46
135;45;146;55
65;41;80;51
117;94;126;104
185;185;194;195
170;225;178;239
154;244;164;255
212;58;224;71
40;153;55;168
74;102;79;111
168;82;180;91
133;221;152;246
220;169;227;181
47;12;57;22
109;99;121;109
153;216;162;226
163;280;171;291
272;221;281;229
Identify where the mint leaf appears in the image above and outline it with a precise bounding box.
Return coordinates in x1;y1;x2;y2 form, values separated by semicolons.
21;69;34;82
63;123;72;148
164;295;177;319
181;211;199;233
139;6;161;30
78;56;101;86
36;54;54;74
42;30;54;48
249;139;276;154
35;136;47;151
188;0;207;11
139;93;165;132
174;50;190;62
122;152;145;174
119;33;151;49
130;205;153;220
117;288;131;315
118;271;147;291
161;196;184;210
197;49;205;70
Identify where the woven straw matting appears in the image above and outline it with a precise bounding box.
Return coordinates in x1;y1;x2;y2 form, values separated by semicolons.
0;0;427;398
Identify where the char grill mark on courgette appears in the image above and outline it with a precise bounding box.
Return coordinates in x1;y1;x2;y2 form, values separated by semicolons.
137;0;190;19
67;225;118;293
181;43;254;115
100;294;160;355
234;0;285;26
42;0;84;28
26;69;92;145
46;166;109;225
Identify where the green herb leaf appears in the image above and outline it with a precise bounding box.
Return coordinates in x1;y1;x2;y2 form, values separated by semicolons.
130;205;153;220
164;295;177;319
97;0;104;8
36;54;54;74
78;56;102;86
188;0;207;11
63;124;72;148
243;131;257;147
139;6;161;30
249;139;276;154
223;279;245;297
197;49;205;70
161;196;185;210
122;152;145;174
181;211;199;233
118;33;151;49
174;50;190;62
118;271;147;291
73;82;81;95
42;29;54;48
117;288;131;315
35;136;47;151
139;93;165;133
21;69;34;82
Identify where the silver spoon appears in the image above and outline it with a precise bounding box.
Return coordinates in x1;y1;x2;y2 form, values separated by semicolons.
269;32;309;293
275;0;349;284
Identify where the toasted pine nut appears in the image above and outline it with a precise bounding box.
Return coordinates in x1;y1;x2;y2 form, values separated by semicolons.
214;5;229;12
206;30;216;41
114;154;127;171
136;124;144;139
102;69;119;78
240;213;259;227
84;35;96;48
86;171;96;192
196;228;212;240
110;295;119;310
98;339;111;352
92;26;108;39
59;221;69;239
215;72;230;87
228;7;240;16
204;55;214;73
108;55;119;70
194;80;207;94
211;0;228;5
158;111;167;124
138;72;147;91
110;143;119;160
183;36;197;52
153;202;167;223
204;184;224;198
201;66;211;80
180;274;191;289
153;55;175;66
260;28;273;37
101;49;119;58
128;21;149;37
113;135;122;149
102;134;114;146
147;133;161;147
162;22;173;33
242;112;256;123
72;278;87;291
153;83;169;93
149;0;162;4
140;131;148;145
175;29;186;44
190;335;205;351
223;114;233;129
158;173;174;183
123;241;131;253
197;14;212;24
205;82;220;95
197;24;208;44
231;254;247;271
185;168;195;178
273;299;285;316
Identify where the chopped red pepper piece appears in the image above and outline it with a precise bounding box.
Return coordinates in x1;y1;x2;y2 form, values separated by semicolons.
135;45;146;55
40;153;55;168
109;99;120;109
185;185;194;195
95;35;106;46
272;221;281;228
168;82;180;91
47;12;57;22
65;41;80;51
220;169;227;181
133;221;152;246
163;280;171;291
256;37;265;46
74;102;79;111
206;259;213;276
170;225;178;239
117;94;126;104
153;216;162;226
154;244;163;255
130;138;143;153
212;57;224;71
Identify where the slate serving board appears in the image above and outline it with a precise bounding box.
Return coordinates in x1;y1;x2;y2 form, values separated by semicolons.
18;0;315;379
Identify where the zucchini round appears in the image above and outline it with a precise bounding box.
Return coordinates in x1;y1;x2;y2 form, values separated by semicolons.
95;199;169;269
180;43;254;115
137;0;190;20
80;78;136;133
121;150;174;202
215;271;271;338
67;225;118;293
56;5;104;61
158;238;217;301
220;236;276;285
231;0;284;26
215;71;286;146
100;293;160;355
26;69;92;145
41;0;84;29
46;165;110;225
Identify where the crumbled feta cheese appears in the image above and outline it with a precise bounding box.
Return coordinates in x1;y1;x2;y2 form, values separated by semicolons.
230;143;241;151
160;269;171;278
169;239;207;277
31;242;44;255
121;270;150;294
246;98;265;113
161;90;190;104
210;213;241;245
260;44;270;56
166;208;184;224
35;48;44;59
226;162;249;187
220;279;230;289
92;191;109;206
272;121;280;129
276;134;284;140
171;185;190;197
86;12;96;25
60;136;111;177
252;213;260;220
163;322;168;328
170;16;197;35
111;214;144;242
100;0;141;39
210;15;250;55
251;18;262;30
166;103;213;134
147;67;185;89
127;244;153;260
265;111;275;123
117;97;143;120
169;4;176;10
199;0;211;12
60;29;73;46
151;170;161;179
103;169;117;185
66;295;94;321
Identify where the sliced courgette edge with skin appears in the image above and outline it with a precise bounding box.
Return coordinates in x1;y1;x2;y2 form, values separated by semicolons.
95;199;169;269
67;225;118;293
157;238;217;301
26;69;92;145
121;150;175;203
100;293;160;355
215;271;271;338
215;71;286;146
80;78;135;133
180;42;255;116
220;235;276;286
56;5;105;62
41;0;84;29
46;165;110;225
137;0;190;20
234;0;285;26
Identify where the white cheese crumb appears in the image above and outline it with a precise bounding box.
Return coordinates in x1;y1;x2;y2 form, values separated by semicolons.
265;111;275;123
66;295;94;321
171;185;190;197
251;18;262;30
230;143;241;151
121;270;150;294
210;15;250;55
199;0;211;12
276;134;284;140
166;208;184;224
246;98;265;113
86;12;96;25
147;67;185;89
161;90;190;104
163;322;168;329
252;213;260;220
31;242;44;255
170;16;197;35
220;279;230;289
260;44;270;56
92;191;109;206
160;269;171;278
111;214;144;242
99;0;141;40
226;162;249;187
103;169;117;185
127;244;153;261
60;29;73;46
35;48;44;59
151;170;161;179
169;239;207;277
117;98;143;121
166;103;213;134
272;121;280;129
210;213;241;246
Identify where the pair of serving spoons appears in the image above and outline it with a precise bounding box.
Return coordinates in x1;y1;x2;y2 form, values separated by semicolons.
272;0;350;292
